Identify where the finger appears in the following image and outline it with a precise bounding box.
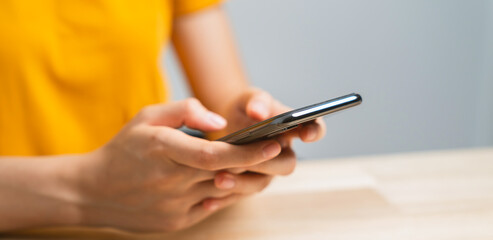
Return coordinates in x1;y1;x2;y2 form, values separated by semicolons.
186;194;243;228
168;164;217;189
202;194;243;211
243;148;296;176
275;127;299;147
185;174;268;203
137;98;226;131
298;118;326;142
120;124;219;188
214;172;273;194
246;93;293;121
270;99;292;115
226;168;248;174
245;90;273;121
186;180;233;203
156;128;282;170
273;117;326;144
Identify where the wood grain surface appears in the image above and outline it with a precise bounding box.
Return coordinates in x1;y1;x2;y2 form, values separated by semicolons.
3;147;493;240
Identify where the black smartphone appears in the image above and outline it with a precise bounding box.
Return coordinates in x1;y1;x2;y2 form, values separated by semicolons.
217;93;362;145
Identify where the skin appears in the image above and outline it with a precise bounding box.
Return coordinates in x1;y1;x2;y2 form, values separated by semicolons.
172;6;326;173
0;6;325;232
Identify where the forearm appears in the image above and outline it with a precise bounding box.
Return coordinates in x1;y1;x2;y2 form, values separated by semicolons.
0;154;87;231
172;6;249;116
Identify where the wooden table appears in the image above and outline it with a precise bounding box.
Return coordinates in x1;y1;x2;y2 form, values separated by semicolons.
5;147;493;239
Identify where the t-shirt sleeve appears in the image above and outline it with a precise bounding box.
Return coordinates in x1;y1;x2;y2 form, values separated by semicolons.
173;0;224;16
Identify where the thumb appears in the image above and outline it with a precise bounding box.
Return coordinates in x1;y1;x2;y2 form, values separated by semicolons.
137;98;227;131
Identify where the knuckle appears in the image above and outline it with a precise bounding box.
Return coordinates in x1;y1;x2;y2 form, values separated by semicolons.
282;156;297;176
197;143;219;170
137;105;154;120
149;127;163;143
257;176;272;192
183;98;201;112
283;162;296;176
142;129;166;159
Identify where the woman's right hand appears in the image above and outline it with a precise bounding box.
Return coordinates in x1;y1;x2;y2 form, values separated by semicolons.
72;98;283;232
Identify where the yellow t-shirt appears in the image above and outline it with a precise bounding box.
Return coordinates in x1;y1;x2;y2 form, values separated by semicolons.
0;0;221;156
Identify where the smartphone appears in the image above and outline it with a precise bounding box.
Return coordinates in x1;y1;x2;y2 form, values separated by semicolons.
217;93;362;145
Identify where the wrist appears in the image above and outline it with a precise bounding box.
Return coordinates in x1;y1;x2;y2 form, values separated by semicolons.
53;149;107;227
0;152;99;231
27;150;107;228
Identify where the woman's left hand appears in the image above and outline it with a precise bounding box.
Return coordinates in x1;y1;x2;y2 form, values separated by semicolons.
213;88;326;178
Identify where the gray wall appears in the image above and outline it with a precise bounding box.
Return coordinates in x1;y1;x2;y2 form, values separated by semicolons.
164;0;493;159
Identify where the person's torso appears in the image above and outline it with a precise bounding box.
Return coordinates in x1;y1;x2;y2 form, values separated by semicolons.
0;0;173;155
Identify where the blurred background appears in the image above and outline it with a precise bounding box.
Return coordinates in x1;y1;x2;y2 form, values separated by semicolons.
164;0;493;159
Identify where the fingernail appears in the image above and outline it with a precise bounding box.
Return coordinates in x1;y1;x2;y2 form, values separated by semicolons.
263;142;281;158
206;201;219;211
207;112;227;128
220;175;235;189
250;101;268;118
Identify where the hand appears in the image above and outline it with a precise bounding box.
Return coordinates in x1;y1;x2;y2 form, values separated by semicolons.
73;98;282;232
219;88;326;175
